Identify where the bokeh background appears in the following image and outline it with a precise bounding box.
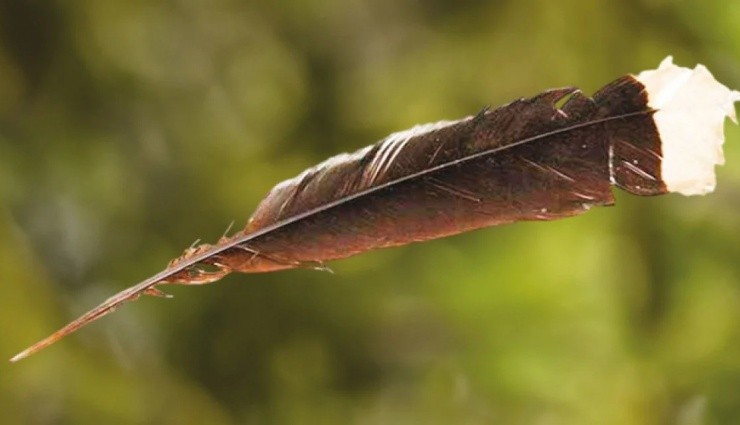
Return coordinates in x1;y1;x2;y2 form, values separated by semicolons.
1;1;739;424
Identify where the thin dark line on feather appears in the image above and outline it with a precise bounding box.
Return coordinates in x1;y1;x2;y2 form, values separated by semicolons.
519;156;576;183
366;136;395;185
519;156;551;173
608;144;616;183
615;138;663;160
370;133;408;184
571;191;598;201
232;244;305;269
426;177;482;203
276;174;312;220
427;140;446;166
621;160;657;181
546;166;576;182
519;157;575;183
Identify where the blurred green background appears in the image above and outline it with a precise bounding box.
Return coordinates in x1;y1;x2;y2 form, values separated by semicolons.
1;1;739;424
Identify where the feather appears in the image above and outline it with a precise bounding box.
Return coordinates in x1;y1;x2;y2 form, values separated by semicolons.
11;57;739;362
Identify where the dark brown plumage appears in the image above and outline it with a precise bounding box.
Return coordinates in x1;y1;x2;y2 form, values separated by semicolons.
16;59;736;362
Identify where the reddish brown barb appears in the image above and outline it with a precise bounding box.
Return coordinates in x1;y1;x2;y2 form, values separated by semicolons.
11;57;738;362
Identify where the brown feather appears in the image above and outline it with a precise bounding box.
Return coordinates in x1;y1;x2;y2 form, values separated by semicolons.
10;75;667;362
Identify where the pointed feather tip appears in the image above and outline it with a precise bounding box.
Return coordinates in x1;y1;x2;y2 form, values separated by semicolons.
10;350;31;363
636;56;740;196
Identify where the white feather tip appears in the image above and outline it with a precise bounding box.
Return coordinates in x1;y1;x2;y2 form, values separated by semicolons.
636;56;740;196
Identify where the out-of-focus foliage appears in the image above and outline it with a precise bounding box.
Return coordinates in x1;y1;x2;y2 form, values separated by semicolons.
1;1;739;424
